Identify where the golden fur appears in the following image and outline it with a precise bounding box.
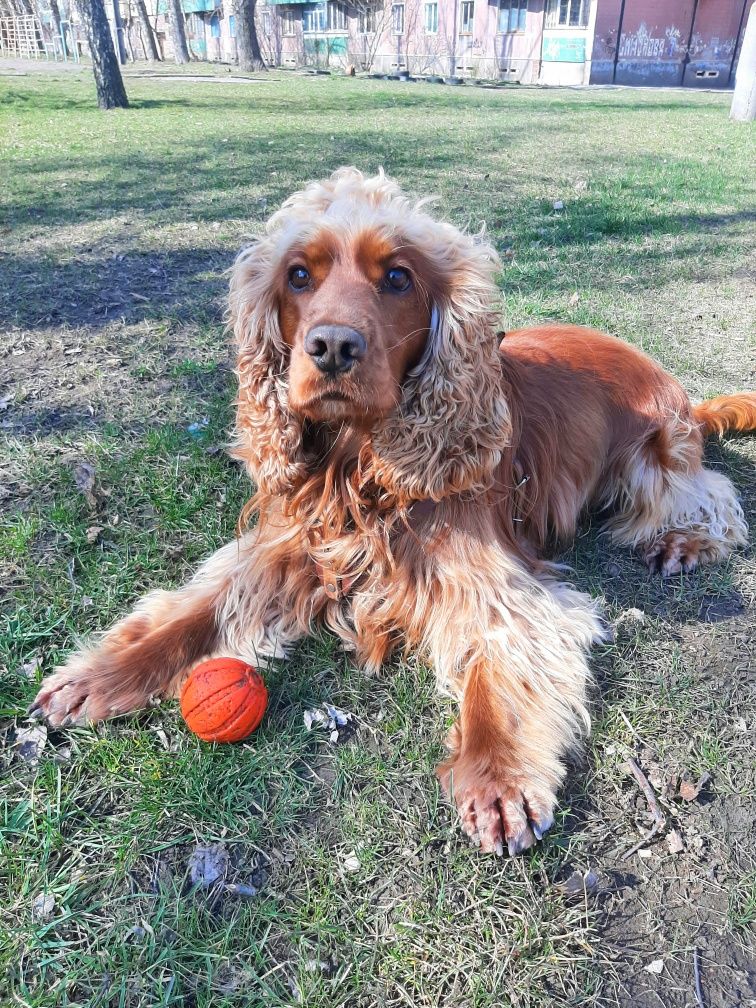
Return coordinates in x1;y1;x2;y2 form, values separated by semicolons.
32;169;753;856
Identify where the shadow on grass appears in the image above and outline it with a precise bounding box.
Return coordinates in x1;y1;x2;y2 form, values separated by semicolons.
3;133;754;336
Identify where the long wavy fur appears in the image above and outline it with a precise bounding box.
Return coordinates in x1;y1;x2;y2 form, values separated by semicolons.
228;167;512;507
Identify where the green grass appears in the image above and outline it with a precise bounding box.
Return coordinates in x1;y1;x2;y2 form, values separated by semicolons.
1;71;754;1007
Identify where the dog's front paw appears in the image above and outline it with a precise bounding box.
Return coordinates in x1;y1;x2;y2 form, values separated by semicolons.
438;758;556;856
29;651;140;727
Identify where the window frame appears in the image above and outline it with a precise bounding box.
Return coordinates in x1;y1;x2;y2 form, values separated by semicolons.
459;0;474;35
326;1;346;31
497;0;526;34
423;0;438;34
391;2;404;35
302;5;326;33
280;6;298;34
358;5;378;33
545;0;589;29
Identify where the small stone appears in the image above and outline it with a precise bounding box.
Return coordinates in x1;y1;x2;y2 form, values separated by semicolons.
14;725;47;764
553;199;565;210
644;959;664;975
32;893;55;920
342;851;360;873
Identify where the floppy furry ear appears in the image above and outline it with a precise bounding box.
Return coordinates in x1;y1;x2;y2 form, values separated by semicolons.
369;236;512;504
228;238;308;496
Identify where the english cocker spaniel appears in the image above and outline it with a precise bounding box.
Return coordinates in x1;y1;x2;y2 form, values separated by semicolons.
31;169;755;856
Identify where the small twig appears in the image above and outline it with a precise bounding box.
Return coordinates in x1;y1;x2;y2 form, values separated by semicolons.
693;947;705;1008
618;708;642;742
623;757;667;860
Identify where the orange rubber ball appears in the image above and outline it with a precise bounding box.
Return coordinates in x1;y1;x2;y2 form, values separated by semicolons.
180;658;268;743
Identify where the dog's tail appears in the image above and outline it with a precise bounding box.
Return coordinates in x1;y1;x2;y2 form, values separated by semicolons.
693;393;756;437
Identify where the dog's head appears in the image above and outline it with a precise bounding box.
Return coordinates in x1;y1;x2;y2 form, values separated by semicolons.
229;168;511;503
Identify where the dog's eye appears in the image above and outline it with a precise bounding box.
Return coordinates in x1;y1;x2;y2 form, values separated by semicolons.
289;266;311;290
385;267;411;292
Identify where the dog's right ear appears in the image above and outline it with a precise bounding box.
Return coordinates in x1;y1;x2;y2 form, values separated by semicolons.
228;238;308;496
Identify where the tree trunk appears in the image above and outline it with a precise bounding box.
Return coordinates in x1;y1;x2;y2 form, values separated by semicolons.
48;0;63;47
234;0;265;71
134;0;160;60
731;2;756;122
75;0;129;108
123;17;135;61
166;0;191;63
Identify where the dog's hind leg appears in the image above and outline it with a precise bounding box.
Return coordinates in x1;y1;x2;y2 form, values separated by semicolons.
603;416;748;576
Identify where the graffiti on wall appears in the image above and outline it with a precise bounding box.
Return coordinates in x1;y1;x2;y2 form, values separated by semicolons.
619;22;682;60
687;32;737;59
617;22;738;62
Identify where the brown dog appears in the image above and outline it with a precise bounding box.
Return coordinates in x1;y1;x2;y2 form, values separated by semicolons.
31;169;755;855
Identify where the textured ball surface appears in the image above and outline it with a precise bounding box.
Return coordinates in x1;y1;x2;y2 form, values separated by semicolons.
180;658;267;743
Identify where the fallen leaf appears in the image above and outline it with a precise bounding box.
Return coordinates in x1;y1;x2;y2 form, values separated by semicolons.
14;725;47;764
678;771;712;802
18;656;41;679
569;292;580;305
86;525;103;544
666;829;684;854
644;959;664;975
188;842;228;889
32;893;55;920
73;462;98;508
559;869;599;896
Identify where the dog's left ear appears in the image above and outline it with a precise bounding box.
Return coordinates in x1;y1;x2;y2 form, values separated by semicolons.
228;238;308;496
369;235;512;504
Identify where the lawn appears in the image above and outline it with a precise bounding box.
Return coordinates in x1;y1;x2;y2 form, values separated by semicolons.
0;69;754;1008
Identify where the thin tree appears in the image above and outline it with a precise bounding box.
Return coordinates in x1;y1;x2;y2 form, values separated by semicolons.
75;0;129;108
349;0;392;72
234;0;265;71
166;0;191;63
731;1;756;122
133;0;160;59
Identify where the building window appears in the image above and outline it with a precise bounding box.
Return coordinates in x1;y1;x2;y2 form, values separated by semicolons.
459;0;473;34
327;1;346;30
186;12;203;37
545;0;589;28
392;2;404;33
228;13;235;36
262;10;272;34
209;11;220;37
498;0;526;33
303;3;326;31
303;1;346;31
358;5;377;33
423;1;437;33
280;6;297;33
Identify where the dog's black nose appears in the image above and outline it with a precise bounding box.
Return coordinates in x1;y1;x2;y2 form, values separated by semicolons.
304;325;367;375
